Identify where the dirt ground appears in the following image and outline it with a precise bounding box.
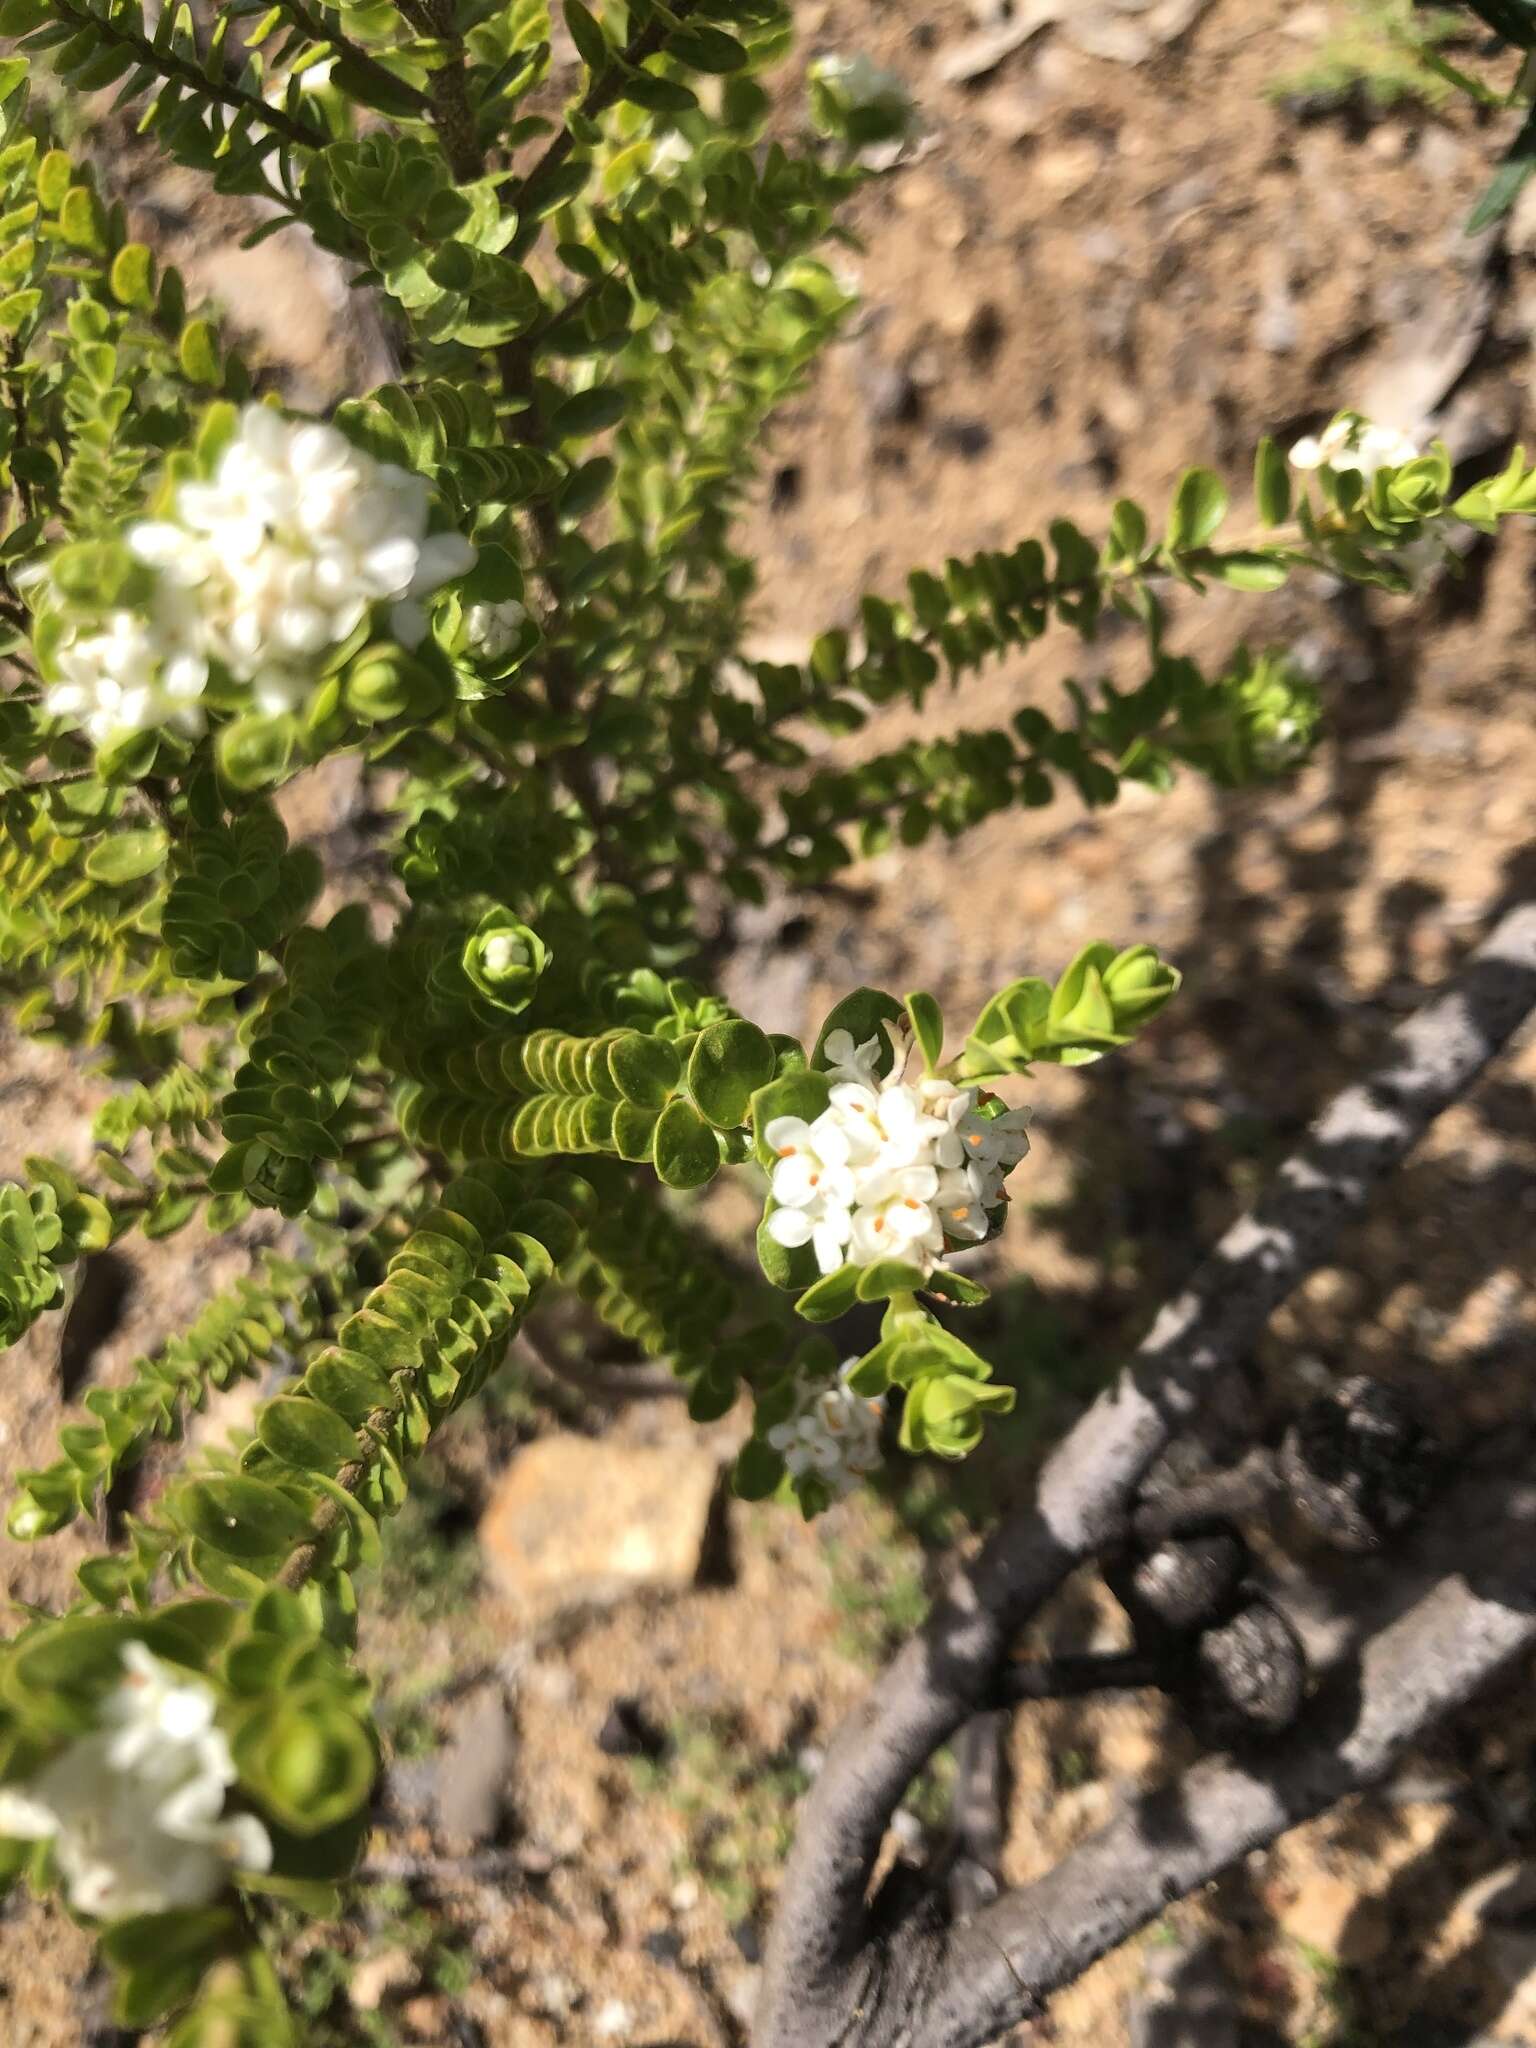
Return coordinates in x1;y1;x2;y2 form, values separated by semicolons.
4;0;1536;2042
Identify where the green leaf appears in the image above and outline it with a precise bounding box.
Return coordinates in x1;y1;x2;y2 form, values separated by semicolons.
256;1397;358;1476
756;1206;817;1291
1254;436;1291;526
1468;101;1536;233
178;318;222;389
58;184;104;253
84;829;166;885
686;1018;776;1129
608;1031;680;1107
794;1263;859;1322
904;992;944;1071
549;384;627;437
732;1437;785;1501
1205;550;1288;592
35;148;70;213
669;22;750;70
1167;467;1228;552
616;68;698;113
651;1097;720;1189
0;288;40;335
1108;498;1147;562
811;988;904;1077
102;1908;239;2027
854;1258;927;1303
175;1475;312;1560
923;1268;990;1307
109;242;155;309
564;0;610;71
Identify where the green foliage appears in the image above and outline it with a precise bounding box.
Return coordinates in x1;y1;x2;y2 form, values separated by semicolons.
0;3;1527;2028
1269;0;1468;111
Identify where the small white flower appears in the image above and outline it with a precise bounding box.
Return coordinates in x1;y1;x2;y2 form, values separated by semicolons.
820;1028;885;1088
647;130;693;178
1289;412;1419;482
0;1643;270;1922
767;1357;883;1497
464;598;528;663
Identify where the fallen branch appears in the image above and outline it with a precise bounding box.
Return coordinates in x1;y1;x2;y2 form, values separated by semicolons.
756;897;1536;2046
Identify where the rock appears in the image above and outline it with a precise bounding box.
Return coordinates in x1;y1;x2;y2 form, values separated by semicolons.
479;1437;723;1621
643;1929;685;1965
351;1950;416;2013
1277;1874;1391;1964
670;1875;701;1912
597;1695;671;1761
435;1685;516;1843
526;1970;581;2019
594;1998;635;2038
934;0;1066;84
401;1995;453;2040
977;86;1047;145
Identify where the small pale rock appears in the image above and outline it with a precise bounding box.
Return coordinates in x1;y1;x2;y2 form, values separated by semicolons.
671;1876;701;1912
350;1950;416;2013
401;1995;450;2039
435;1685;515;1843
480;1437;722;1620
594;1999;634;2038
526;1971;580;2019
977;87;1046;145
1037;142;1102;198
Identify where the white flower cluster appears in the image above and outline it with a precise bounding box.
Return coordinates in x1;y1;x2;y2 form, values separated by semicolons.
42;405;476;745
0;1643;270;1921
1289;412;1418;482
464;597;527;662
767;1357;883;1496
764;1030;1032;1277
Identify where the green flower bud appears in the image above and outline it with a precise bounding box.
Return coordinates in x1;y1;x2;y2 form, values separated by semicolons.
343;643;452;725
898;1370;1014;1460
462;914;550;1016
1043;941;1181;1058
1170;648;1320;789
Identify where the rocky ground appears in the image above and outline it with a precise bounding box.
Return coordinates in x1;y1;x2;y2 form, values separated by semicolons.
4;0;1536;2043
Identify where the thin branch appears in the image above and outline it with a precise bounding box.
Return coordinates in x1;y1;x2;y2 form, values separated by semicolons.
757;894;1536;2040
280;0;432;117
50;0;331;154
926;1449;1536;2048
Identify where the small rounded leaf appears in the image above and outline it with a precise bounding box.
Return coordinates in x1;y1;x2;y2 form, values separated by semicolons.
652;1098;720;1189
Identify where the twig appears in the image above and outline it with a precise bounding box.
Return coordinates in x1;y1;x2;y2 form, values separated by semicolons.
394;0;481;180
756;895;1536;2046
